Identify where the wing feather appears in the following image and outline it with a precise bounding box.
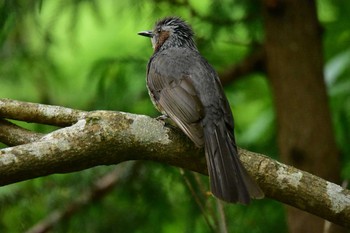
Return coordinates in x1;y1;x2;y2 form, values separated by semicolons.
148;71;205;147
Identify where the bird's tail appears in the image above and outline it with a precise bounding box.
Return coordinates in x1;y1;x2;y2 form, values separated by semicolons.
204;121;264;204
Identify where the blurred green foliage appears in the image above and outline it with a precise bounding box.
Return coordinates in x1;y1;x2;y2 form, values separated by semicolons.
0;0;349;232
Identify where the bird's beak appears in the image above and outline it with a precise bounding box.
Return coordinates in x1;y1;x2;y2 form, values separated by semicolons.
138;30;154;38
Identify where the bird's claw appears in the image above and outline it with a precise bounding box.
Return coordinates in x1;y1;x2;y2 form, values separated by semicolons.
156;114;169;121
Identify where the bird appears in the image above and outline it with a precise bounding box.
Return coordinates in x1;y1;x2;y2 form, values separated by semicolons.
138;16;264;204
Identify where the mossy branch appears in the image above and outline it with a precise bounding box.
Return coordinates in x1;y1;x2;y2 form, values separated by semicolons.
0;98;349;228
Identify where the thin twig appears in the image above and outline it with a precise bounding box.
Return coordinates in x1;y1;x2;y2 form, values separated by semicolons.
180;169;216;232
216;200;228;233
25;162;139;233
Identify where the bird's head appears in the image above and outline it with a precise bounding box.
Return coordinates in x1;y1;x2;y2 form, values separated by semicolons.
138;17;197;52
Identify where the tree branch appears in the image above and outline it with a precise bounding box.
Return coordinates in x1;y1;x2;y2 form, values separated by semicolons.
219;46;266;85
0;98;87;126
0;99;349;228
0;118;43;146
25;162;139;233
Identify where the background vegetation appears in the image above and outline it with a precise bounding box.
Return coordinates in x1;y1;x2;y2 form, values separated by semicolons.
0;0;349;232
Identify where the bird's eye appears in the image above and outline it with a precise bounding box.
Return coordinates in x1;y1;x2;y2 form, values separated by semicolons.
157;28;161;33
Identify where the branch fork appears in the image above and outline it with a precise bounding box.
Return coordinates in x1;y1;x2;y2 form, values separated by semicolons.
0;98;349;228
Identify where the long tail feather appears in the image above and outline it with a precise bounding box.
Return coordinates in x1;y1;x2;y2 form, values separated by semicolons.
204;121;264;204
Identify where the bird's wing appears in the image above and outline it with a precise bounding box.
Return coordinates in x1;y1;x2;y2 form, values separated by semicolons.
147;71;205;147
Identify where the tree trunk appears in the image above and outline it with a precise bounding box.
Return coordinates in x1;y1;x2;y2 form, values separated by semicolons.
262;0;345;232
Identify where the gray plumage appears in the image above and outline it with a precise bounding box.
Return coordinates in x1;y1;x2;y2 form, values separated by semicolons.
138;17;264;203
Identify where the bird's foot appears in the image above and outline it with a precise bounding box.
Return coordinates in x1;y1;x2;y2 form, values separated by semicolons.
156;114;169;121
155;114;177;129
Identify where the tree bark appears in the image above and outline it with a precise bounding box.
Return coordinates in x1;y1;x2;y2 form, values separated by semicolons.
1;99;350;228
262;0;344;232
